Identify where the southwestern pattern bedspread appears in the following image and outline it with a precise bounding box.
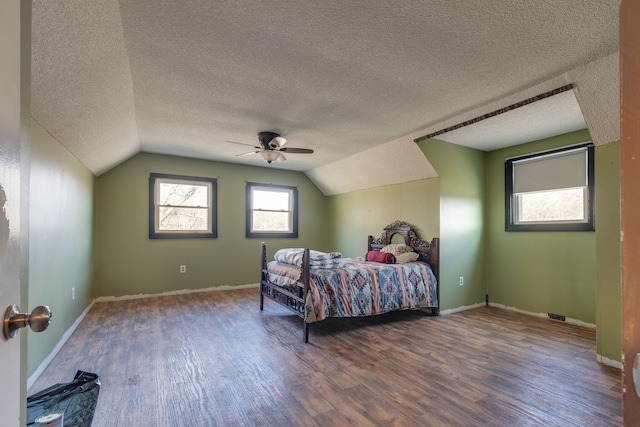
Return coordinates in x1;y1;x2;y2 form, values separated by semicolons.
266;257;438;323
260;221;440;342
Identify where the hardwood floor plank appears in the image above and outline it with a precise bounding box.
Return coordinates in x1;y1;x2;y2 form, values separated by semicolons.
28;289;622;426
304;374;388;427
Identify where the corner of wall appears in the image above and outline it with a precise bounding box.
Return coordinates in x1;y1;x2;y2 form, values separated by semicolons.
595;141;622;362
417;139;487;310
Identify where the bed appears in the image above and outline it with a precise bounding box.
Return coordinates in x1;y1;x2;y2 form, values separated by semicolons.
259;220;439;342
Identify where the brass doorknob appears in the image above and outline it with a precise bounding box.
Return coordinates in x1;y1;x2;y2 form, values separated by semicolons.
3;305;52;339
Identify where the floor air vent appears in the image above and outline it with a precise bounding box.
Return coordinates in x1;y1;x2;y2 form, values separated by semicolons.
548;313;566;321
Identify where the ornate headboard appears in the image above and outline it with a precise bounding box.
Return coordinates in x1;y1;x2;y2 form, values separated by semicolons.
367;220;439;277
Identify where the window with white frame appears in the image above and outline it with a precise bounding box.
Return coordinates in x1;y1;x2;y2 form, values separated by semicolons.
505;143;594;231
149;173;217;238
246;183;298;238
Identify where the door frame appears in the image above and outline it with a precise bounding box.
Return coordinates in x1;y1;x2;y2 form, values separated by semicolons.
621;1;640;425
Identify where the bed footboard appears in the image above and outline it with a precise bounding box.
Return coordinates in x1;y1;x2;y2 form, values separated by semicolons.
259;242;311;342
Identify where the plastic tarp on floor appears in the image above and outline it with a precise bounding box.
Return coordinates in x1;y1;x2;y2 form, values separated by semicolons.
27;371;100;427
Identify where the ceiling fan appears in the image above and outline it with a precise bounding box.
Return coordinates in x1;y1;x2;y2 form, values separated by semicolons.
227;131;314;163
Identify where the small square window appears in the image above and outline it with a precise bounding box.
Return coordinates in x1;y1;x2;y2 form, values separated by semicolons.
246;183;298;238
149;173;217;239
505;143;594;232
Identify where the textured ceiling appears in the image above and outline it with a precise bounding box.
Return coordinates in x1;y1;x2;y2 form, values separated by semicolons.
31;0;619;194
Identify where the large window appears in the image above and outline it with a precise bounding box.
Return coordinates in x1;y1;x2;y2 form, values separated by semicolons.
505;143;594;232
149;173;217;238
246;182;298;238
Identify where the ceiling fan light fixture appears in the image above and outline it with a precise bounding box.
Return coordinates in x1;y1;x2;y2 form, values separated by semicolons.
260;150;281;163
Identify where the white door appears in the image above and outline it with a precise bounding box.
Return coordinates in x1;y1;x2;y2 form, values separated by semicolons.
0;1;30;426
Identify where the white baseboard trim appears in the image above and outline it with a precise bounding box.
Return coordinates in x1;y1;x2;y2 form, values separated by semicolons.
27;300;96;391
597;354;622;369
487;302;597;329
439;302;485;315
94;282;260;302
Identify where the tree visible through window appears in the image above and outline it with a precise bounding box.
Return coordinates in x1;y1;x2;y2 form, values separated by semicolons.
149;173;217;238
518;188;585;223
246;183;298;238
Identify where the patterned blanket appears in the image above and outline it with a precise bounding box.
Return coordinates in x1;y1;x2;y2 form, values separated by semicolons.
267;257;438;323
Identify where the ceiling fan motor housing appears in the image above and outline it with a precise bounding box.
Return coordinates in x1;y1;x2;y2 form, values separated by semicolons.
258;131;283;149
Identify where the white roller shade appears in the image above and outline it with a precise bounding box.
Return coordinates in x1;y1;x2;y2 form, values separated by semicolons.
513;147;588;193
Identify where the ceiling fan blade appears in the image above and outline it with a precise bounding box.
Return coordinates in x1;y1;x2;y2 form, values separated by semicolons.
226;140;261;149
235;151;260;157
279;147;314;154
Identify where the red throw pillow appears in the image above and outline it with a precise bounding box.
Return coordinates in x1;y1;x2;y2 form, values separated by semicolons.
365;251;396;264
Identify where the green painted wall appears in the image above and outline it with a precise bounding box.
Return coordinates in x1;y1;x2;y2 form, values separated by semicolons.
484;129;597;321
417;139;486;310
326;179;440;257
325;140;485;312
595;141;621;361
94;153;327;297
28;120;95;377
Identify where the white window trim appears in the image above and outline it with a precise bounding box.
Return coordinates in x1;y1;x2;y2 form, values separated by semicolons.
246;182;298;238
149;173;217;239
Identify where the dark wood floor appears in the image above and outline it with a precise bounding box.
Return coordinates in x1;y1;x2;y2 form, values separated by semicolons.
29;288;622;426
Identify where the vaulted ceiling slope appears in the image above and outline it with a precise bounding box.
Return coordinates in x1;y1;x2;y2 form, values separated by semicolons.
31;1;619;195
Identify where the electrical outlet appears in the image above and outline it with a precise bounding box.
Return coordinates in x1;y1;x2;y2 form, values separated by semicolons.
72;287;75;300
180;265;186;274
459;276;464;286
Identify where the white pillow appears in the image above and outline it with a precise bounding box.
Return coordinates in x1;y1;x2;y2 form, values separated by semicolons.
395;252;419;263
380;244;413;256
